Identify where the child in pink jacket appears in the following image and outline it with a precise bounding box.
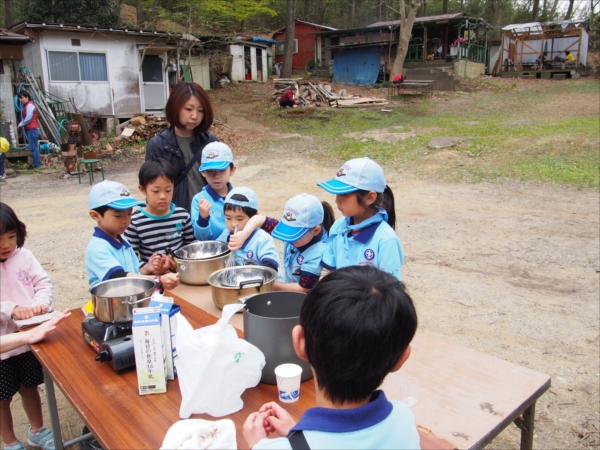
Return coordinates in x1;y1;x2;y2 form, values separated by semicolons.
0;202;55;450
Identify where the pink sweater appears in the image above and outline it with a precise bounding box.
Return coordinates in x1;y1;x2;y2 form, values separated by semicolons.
0;247;53;360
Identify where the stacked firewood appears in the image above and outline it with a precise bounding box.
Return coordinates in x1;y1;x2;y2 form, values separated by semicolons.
273;79;387;108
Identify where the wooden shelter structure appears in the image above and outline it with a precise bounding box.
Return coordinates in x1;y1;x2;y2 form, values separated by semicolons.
493;20;589;77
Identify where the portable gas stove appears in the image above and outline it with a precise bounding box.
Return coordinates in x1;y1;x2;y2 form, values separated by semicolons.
82;316;135;374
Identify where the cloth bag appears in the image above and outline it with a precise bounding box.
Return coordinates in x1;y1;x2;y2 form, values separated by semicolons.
175;303;265;418
160;419;237;449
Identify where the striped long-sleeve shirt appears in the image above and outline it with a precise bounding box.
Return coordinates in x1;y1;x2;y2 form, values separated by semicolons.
124;204;195;264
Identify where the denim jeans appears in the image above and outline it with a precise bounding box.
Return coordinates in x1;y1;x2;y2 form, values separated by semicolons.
26;127;41;167
0;152;5;175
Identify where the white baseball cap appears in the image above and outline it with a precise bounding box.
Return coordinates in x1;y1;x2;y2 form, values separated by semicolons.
224;186;258;211
272;194;324;242
88;180;144;210
199;142;234;171
318;157;386;194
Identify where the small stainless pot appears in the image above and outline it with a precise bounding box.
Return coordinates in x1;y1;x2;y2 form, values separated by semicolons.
173;241;229;260
89;277;157;324
175;251;231;285
243;291;313;385
207;266;276;309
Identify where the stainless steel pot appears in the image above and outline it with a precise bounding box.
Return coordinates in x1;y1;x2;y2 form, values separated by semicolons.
175;251;231;285
89;277;157;324
173;241;229;260
207;266;276;309
243;292;313;385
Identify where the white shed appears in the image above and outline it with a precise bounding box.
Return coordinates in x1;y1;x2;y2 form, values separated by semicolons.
10;22;181;128
229;40;269;82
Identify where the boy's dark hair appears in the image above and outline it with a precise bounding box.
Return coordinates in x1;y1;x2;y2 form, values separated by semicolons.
139;158;177;187
321;201;335;233
224;194;257;218
0;202;28;248
356;185;396;230
18;91;32;101
91;205;110;217
165;81;213;132
300;265;417;405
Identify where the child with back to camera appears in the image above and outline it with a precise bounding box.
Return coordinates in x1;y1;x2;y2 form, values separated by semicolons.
317;157;404;280
243;265;420;449
216;187;279;271
0;203;56;450
85;180;179;290
124;158;195;274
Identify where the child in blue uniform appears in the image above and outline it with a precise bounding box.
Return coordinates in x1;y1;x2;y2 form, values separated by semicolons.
243;266;420;449
191;142;236;241
86;180;180;290
317;157;404;280
216;187;279;271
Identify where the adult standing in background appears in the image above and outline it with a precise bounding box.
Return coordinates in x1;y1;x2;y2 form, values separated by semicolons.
18;91;41;170
145;81;218;212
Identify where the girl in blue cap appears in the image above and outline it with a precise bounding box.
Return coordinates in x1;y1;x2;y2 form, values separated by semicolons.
317;157;404;280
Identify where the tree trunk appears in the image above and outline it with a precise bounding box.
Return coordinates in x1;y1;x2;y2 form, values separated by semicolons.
351;0;356;26
565;0;575;19
304;0;311;19
496;0;503;28
4;0;13;28
166;0;173;13
442;0;448;14
136;0;146;26
282;0;296;78
548;0;559;20
532;0;539;20
391;0;425;77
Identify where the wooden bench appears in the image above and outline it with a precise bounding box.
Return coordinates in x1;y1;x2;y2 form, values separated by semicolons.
389;80;436;98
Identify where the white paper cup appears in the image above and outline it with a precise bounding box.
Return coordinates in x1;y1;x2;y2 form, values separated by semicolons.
274;363;302;403
401;377;418;407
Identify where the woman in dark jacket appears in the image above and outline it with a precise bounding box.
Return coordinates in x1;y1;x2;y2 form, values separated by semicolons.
146;81;218;211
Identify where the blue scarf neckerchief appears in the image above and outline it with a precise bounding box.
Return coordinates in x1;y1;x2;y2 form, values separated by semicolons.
336;208;388;259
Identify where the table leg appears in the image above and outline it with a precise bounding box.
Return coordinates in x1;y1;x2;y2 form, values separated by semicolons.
514;402;536;450
44;370;64;450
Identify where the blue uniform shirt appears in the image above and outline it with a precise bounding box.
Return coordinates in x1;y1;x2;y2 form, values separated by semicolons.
217;228;279;269
86;227;141;287
253;390;420;450
191;183;233;241
322;210;404;280
280;231;327;288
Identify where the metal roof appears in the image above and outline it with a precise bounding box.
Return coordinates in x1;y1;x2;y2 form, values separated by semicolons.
0;28;33;42
272;19;336;37
9;21;180;37
368;12;467;27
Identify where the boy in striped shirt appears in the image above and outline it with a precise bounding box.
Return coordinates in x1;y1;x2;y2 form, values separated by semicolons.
125;159;195;274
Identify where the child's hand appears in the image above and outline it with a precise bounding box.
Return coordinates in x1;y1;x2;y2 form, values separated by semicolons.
30;304;49;316
159;273;180;291
229;228;250;251
11;306;34;320
259;402;297;437
146;253;162;274
199;198;211;219
243;411;271;448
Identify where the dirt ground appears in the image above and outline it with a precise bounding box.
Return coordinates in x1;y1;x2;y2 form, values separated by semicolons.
0;81;598;449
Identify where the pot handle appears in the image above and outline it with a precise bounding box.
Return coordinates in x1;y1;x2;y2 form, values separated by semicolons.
238;293;259;303
122;296;152;306
238;278;264;290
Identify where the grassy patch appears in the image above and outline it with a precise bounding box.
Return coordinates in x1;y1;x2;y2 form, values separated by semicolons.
263;80;600;189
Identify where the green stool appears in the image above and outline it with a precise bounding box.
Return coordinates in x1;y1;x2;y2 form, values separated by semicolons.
78;159;105;185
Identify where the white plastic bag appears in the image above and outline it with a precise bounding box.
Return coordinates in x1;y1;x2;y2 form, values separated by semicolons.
175;303;265;418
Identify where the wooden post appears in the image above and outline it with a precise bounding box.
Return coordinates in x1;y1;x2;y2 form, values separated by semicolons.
575;27;581;66
423;26;427;62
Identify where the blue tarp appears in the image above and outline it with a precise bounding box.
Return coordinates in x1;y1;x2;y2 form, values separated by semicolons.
332;47;382;85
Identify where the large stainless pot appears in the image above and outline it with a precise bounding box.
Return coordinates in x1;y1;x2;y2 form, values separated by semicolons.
171;241;231;286
243;292;313;385
207;266;276;309
89;277;157;324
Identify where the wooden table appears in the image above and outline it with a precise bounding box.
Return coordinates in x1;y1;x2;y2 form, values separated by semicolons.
31;285;550;450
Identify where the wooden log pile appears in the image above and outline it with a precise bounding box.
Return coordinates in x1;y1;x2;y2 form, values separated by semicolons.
116;114;169;142
273;79;387;108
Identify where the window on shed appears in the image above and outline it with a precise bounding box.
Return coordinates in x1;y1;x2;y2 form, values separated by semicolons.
275;40;298;55
71;39;81;46
48;51;79;81
79;53;108;81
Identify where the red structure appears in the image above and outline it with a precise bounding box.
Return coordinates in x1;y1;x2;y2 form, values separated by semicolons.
272;19;336;71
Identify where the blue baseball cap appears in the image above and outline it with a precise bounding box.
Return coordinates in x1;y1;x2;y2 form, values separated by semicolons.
317;157;386;194
272;194;324;242
88;180;144;211
199;142;234;171
224;187;258;211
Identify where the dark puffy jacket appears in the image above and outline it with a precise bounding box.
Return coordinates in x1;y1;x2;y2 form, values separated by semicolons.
145;127;218;212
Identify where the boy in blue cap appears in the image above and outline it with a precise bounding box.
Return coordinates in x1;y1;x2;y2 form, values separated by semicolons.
216;187;279;271
191;142;236;240
86;180;179;289
243;265;420;449
317;157;404;280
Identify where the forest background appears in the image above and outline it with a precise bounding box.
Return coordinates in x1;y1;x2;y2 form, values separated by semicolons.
1;0;598;41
